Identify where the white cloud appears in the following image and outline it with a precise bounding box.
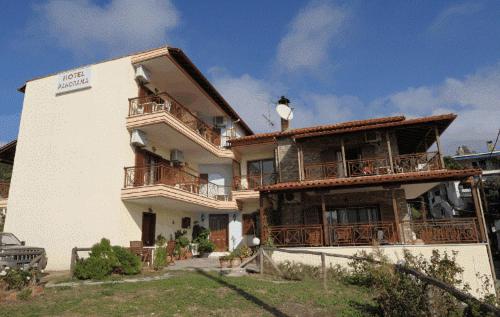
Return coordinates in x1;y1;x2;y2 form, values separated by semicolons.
209;70;281;133
380;63;500;153
31;0;179;56
429;2;483;33
276;0;348;72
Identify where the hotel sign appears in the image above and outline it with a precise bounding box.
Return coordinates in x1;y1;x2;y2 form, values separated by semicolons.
56;67;91;95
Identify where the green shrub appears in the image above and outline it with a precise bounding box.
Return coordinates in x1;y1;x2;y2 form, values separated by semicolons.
1;268;32;290
155;234;167;247
239;245;252;258
176;236;190;248
74;257;113;280
278;261;321;281
197;239;215;254
193;228;210;243
153;247;167;270
112;246;141;275
74;238;142;280
346;249;471;317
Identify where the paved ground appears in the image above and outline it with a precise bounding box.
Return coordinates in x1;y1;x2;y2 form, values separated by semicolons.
165;257;221;271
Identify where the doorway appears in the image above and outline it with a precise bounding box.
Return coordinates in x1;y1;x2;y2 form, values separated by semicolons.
141;212;156;246
209;214;229;251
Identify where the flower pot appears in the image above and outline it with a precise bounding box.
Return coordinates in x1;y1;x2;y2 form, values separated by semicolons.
186;250;193;259
230;257;241;268
219;259;230;268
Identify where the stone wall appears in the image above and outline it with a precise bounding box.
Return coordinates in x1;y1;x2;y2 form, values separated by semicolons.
276;137;299;182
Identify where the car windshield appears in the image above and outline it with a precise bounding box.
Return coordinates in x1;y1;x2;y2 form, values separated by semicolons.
0;233;22;246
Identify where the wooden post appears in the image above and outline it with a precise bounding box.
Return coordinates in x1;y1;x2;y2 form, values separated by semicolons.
434;126;445;169
321;253;327;290
297;143;304;181
321;193;329;246
470;179;487;242
386;131;394;173
391;189;403;243
259;194;266;242
260;248;264;275
70;247;77;276
340;137;347;177
420;195;427;221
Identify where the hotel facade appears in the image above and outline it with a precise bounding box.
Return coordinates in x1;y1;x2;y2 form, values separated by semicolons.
2;47;494;293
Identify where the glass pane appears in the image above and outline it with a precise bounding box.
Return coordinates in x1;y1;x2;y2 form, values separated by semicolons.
262;159;274;174
247;161;261;175
358;208;369;223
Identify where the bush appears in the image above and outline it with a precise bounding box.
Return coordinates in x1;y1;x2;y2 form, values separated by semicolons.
112;246;141;275
197;239;215;254
239;245;252;258
346;249;472;317
0;268;33;290
153;247;167;270
176;236;190;248
74;257;113;280
278;261;321;281
73;238;142;280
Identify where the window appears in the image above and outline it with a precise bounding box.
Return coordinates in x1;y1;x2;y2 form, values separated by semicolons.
247;159;275;188
242;214;256;235
326;206;381;225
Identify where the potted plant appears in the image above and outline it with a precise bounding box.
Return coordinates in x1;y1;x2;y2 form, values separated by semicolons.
229;248;242;267
219;255;231;268
197;239;215;257
239;245;252;259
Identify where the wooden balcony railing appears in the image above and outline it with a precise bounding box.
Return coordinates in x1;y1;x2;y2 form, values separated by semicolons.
0;182;9;199
304;162;338;180
268;225;324;247
128;93;222;147
329;222;397;246
124;164;231;201
233;173;277;190
402;218;480;244
303;151;442;181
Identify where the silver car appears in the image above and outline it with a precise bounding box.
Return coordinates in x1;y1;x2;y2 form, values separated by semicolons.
0;233;47;270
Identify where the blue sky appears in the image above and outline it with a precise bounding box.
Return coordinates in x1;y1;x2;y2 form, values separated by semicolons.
1;0;500;154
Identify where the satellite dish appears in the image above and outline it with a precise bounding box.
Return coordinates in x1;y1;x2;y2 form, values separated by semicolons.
276;103;294;120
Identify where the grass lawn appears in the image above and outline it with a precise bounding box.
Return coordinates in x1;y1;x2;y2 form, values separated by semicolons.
0;270;377;317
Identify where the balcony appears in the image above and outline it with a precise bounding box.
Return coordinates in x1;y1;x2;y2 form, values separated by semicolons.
303;152;442;181
127;94;235;162
129;93;221;147
233;173;277;190
121;164;237;211
267;218;480;247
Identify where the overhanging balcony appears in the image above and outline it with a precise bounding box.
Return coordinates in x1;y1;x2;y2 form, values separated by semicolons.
127;94;235;160
121;164;237;211
303;152;442;181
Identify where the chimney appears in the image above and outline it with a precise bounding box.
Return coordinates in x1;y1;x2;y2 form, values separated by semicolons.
278;96;291;132
487;140;495;152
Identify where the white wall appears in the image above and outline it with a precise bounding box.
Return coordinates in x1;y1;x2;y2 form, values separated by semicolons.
4;57;139;270
228;212;242;251
271;244;495;298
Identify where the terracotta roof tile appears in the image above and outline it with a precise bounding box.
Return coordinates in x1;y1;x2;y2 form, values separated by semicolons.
228;115;405;146
257;169;480;192
229;113;456;146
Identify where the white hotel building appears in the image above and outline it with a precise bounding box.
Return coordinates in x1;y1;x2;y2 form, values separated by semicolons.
2;47;495;295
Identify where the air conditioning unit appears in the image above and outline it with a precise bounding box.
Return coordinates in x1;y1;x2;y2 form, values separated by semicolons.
170;149;185;163
365;131;381;143
130;129;147;147
213;116;227;127
135;65;151;84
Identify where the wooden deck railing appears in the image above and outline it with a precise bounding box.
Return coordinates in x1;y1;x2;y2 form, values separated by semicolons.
402;218;480;244
128;93;221;147
303;151;442;181
268;219;478;247
233;173;277;190
268;225;324;247
329;221;397;246
0;182;9;199
124;164;231;201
